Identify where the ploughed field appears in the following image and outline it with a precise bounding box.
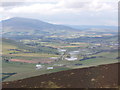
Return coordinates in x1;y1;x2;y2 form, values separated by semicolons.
2;63;119;88
9;58;54;64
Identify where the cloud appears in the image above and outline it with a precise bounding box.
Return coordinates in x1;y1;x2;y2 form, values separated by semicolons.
2;0;116;16
0;0;118;26
58;0;117;12
1;2;25;7
0;0;58;8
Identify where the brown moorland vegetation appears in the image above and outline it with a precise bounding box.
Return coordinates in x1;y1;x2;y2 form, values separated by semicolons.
2;63;119;88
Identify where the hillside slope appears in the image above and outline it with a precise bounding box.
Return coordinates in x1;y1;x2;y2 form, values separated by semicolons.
2;38;58;54
1;17;77;37
2;63;118;88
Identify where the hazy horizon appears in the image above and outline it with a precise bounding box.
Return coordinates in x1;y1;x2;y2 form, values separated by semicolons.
0;17;118;27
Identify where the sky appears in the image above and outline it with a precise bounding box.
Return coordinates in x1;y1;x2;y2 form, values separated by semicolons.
0;0;118;26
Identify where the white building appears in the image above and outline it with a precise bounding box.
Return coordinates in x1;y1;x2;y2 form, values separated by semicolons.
50;57;58;60
36;64;43;69
58;49;66;52
47;67;53;70
65;57;78;61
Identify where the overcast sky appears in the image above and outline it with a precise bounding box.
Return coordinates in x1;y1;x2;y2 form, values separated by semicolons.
0;0;118;26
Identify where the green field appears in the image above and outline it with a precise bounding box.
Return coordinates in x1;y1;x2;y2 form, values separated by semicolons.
2;50;118;81
2;61;70;81
1;38;119;82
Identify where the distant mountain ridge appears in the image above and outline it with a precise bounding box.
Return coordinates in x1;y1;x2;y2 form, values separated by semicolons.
67;25;117;31
1;17;117;39
1;17;78;36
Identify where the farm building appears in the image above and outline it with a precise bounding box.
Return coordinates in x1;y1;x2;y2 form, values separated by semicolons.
58;49;66;52
65;57;77;61
50;57;58;60
36;64;43;69
47;67;53;70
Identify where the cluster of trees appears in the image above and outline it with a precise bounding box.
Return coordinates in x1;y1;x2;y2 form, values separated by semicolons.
3;38;60;55
25;46;60;54
65;36;117;43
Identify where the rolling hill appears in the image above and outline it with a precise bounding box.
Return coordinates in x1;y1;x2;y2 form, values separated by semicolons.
2;38;59;54
68;25;117;30
1;17;78;37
